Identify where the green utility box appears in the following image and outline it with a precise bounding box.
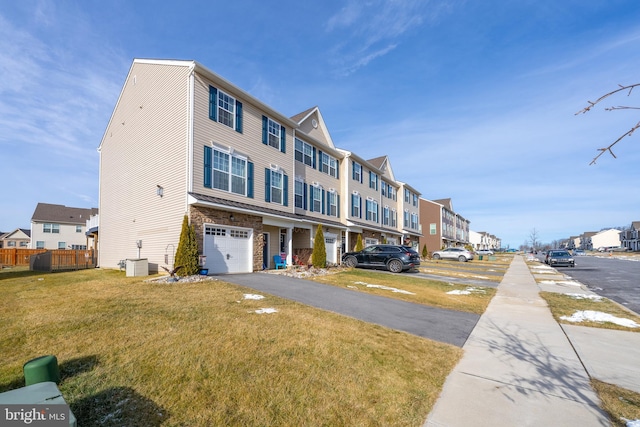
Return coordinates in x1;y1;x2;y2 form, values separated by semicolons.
23;355;60;386
478;255;483;260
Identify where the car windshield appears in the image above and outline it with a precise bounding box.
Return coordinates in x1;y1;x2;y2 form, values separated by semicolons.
552;251;568;256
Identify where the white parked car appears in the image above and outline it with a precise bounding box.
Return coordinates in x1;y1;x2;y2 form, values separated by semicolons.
475;249;494;256
432;247;475;262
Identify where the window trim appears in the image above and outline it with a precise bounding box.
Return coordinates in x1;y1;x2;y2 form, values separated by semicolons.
294;138;314;167
352;162;362;183
204;145;251;197
327;191;338;217
311;185;322;213
320;152;338;178
294;178;305;209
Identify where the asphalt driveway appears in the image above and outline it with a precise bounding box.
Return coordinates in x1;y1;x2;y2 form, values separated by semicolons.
219;273;480;347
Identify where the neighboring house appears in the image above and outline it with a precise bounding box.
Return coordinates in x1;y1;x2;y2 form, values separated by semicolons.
620;221;640;251
590;229;622;250
98;59;425;274
397;181;422;249
578;231;597;250
0;228;31;248
30;203;98;250
419;198;471;252
566;236;580;250
469;231;500;251
337;152;404;251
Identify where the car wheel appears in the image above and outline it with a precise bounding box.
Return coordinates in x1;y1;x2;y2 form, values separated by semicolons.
458;255;467;262
433;254;441;260
343;256;358;268
388;259;403;273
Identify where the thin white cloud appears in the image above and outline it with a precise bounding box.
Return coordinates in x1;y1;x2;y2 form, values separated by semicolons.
325;0;442;75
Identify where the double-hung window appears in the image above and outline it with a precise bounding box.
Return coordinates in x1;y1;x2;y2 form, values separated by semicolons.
218;91;235;128
366;199;378;223
327;191;338;217
352;193;361;218
43;223;60;234
270;170;283;204
320;152;338;178
262;116;286;153
369;172;378;190
295;139;314;167
404;189;411;203
264;167;287;205
231;156;247;194
391;209;397;227
411;213;419;229
209;86;243;132
383;206;390;226
311;186;322;212
294;179;305;209
413;194;419;207
268;119;282;149
213;150;230;191
352;162;362;182
205;146;251;197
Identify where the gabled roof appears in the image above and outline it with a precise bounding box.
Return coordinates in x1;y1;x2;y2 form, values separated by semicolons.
290;106;336;150
366;155;396;182
632;221;640;230
31;203;98;225
2;228;30;238
433;198;453;211
290;106;316;123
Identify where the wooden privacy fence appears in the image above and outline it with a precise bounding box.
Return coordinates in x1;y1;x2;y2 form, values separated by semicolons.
30;249;97;272
0;249;46;267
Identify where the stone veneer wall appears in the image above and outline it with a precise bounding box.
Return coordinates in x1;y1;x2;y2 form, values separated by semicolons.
189;206;264;271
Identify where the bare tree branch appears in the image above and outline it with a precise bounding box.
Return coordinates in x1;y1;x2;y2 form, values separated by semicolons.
605;106;640;111
576;83;640;115
577;83;640;165
589;120;640;165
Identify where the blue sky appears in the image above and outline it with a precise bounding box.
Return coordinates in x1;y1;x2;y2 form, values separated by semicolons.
1;0;640;248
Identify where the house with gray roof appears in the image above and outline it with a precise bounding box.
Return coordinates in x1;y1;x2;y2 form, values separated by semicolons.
30;203;98;250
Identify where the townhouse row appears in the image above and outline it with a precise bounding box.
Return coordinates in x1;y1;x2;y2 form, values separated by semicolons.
98;59;423;274
564;222;640;251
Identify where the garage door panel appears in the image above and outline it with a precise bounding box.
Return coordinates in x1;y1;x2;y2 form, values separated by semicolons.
204;225;252;274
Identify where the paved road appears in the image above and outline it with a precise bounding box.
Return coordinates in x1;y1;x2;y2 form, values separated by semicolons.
538;254;640;315
220;273;480;347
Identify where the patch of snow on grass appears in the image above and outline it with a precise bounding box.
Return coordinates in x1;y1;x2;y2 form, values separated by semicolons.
255;308;278;314
564;293;603;301
354;281;415;295
560;310;639;328
539;280;582;287
244;294;265;300
447;287;486;295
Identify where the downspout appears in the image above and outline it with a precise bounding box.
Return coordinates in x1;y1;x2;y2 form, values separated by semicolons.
186;63;196;211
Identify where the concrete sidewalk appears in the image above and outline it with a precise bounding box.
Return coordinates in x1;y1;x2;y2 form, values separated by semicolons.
425;255;610;426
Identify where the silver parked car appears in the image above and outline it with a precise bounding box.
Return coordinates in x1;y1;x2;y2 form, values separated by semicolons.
432;247;475;262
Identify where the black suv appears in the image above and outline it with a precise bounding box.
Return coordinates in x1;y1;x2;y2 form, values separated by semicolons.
341;245;420;273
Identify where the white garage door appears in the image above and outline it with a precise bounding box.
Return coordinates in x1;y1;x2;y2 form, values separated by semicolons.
325;233;337;264
203;225;253;274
